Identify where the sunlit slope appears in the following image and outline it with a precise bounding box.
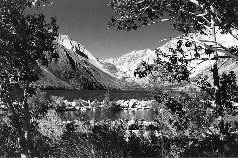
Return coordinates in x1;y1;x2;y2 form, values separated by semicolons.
36;35;125;90
102;30;238;88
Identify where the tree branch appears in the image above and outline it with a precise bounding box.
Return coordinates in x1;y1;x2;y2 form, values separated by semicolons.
196;85;215;100
206;47;238;61
175;37;238;60
179;8;211;27
187;0;199;6
186;56;231;62
228;29;238;41
145;17;175;26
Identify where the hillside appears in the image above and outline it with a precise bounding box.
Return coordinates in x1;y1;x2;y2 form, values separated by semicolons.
35;29;238;90
102;49;157;88
35;34;126;90
102;29;238;88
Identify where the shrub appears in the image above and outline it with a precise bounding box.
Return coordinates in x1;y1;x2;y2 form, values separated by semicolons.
0;116;20;157
51;96;67;111
55;132;94;158
37;109;66;143
90;120;127;158
28;88;51;118
154;88;238;157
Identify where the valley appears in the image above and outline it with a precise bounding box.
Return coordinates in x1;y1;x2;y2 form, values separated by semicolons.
1;1;238;157
33;30;238;91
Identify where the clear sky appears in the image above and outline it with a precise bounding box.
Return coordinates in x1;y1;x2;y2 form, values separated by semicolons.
41;0;181;59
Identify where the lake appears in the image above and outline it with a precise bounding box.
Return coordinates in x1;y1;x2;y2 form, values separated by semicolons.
61;108;159;122
45;89;154;101
46;90;159;122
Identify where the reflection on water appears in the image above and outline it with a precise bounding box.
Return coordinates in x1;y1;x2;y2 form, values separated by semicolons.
46;90;153;102
120;109;156;121
61;109;158;122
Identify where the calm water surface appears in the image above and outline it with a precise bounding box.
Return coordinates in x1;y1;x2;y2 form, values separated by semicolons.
47;90;158;121
61;109;158;122
46;90;154;101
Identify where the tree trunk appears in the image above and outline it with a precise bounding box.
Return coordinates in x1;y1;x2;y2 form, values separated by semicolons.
211;16;225;138
1;84;30;157
22;83;32;158
211;14;223;117
211;63;222;116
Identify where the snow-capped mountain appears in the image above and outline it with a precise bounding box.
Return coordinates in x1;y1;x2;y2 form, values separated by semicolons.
36;28;238;90
102;49;158;88
35;34;125;90
57;34;116;77
103;49;156;78
102;29;238;88
158;28;238;79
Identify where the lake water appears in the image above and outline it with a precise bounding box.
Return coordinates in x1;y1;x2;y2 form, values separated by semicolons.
47;90;159;122
61;108;158;122
45;89;154;101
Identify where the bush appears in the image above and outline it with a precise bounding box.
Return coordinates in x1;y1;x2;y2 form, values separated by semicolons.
102;90;122;120
37;109;66;143
28;88;51;118
51;96;67;111
0;116;20;157
90;120;127;158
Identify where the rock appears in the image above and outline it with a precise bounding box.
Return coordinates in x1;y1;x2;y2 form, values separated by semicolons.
231;101;238;107
81;99;89;106
159;108;164;113
91;100;96;105
139;100;147;107
127;119;136;126
128;99;138;108
71;101;76;107
0;104;6;109
116;100;125;107
123;100;129;108
91;100;100;108
63;100;71;107
143;131;150;139
81;107;87;111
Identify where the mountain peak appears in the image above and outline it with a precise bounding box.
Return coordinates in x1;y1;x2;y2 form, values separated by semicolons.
101;48;158;87
35;34;127;90
38;30;238;90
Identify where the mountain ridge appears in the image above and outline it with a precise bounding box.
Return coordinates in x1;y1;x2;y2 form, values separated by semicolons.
35;34;126;90
36;30;238;90
102;29;238;88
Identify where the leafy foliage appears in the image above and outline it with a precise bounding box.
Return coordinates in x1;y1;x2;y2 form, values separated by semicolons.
153;88;238;157
28;88;51;118
37;109;66;143
0;0;59;156
108;0;238;34
108;0;238;85
0;0;58;85
220;71;238;114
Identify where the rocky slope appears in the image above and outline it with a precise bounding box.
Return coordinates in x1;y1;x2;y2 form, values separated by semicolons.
36;29;238;90
102;49;157;88
35;34;125;90
102;29;238;88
